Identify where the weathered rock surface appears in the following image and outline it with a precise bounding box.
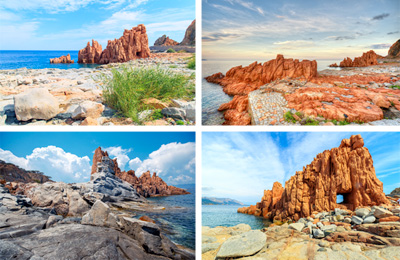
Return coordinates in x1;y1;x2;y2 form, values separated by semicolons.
206;55;318;125
91;147;190;197
78;24;151;64
78;40;102;64
387;39;400;58
14;88;60;121
216;230;266;258
180;20;196;46
154;35;179;46
330;50;379;67
238;135;389;221
71;100;104;119
0;160;51;183
50;54;74;64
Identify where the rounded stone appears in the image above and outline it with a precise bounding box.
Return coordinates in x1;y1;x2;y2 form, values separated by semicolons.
216;230;266;258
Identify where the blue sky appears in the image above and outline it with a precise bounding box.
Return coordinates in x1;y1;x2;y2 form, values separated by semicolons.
0;0;195;50
203;0;400;60
202;132;400;205
0;132;195;185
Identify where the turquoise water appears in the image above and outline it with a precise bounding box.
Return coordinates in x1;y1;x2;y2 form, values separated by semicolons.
202;205;272;230
202;59;341;125
0;50;99;70
140;184;195;250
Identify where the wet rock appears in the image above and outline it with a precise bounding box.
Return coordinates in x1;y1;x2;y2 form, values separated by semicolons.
14;88;59;121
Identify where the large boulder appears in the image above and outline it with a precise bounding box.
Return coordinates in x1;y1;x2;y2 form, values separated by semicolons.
50;54;74;64
14;88;60;121
216;230;267;258
81;200;118;228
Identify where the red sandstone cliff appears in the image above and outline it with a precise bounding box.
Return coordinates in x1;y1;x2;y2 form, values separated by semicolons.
180;20;195;46
154;35;179;46
50;54;74;64
91;147;189;197
78;24;150;64
238;135;390;221
0;160;51;184
206;55;318;125
329;50;378;67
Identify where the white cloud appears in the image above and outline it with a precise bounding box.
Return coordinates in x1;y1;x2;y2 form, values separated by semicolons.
0;146;91;183
128;142;195;185
103;146;132;170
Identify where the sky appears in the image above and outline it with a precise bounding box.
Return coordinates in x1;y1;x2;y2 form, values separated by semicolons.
202;0;400;60
0;0;195;50
0;132;195;186
202;132;400;205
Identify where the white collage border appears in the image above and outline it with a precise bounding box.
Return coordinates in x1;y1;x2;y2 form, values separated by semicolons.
0;0;399;259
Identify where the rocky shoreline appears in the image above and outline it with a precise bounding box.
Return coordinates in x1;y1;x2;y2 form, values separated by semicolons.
205;47;400;125
0;53;195;126
0;148;195;259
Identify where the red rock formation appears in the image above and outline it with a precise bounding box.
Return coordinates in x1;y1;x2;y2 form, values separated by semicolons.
98;24;150;64
330;50;378;67
50;54;74;64
0;160;51;184
218;95;251;125
78;40;102;64
238;135;390;221
206;55;318;125
91;147;189;197
154;35;179;46
285;86;400;122
78;25;150;64
180;20;195;46
387;39;400;58
116;170;190;197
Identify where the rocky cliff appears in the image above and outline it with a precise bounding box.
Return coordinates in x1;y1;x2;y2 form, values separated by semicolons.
78;24;150;64
329;50;378;67
50;54;74;64
238;135;389;221
206;55;317;125
91;147;190;197
0;160;51;183
387;39;400;58
154;35;179;46
180;20;195;46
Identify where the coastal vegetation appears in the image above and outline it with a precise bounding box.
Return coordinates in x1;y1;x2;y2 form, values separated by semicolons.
101;65;195;123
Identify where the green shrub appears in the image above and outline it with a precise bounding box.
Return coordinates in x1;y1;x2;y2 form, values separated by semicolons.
187;54;195;70
284;111;296;123
338;119;350;125
101;66;194;123
151;109;164;120
166;48;176;53
390;85;400;90
169;65;178;68
176;120;185;125
304;118;319;125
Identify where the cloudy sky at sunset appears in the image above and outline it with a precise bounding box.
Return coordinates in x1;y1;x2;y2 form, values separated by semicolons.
0;0;195;50
203;132;400;205
0;132;195;185
203;0;399;60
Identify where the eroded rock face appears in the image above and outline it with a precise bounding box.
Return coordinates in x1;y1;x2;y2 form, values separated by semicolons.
78;25;150;64
238;135;390;221
206;55;318;125
92;147;190;197
78;40;102;64
387;39;400;58
180;20;196;46
154;35;179;46
50;54;74;64
330;50;378;67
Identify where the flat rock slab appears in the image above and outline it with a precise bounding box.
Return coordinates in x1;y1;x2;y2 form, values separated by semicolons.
216;230;267;258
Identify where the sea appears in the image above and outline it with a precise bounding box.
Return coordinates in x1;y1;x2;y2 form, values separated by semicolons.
0;50;99;70
202;205;272;230
138;184;195;250
202;59;342;125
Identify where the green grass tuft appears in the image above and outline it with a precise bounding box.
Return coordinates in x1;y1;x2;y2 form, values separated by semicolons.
284;111;296;123
187;54;195;70
151;109;164;120
166;48;176;53
176;120;185;125
101;65;194;123
304;118;319;125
